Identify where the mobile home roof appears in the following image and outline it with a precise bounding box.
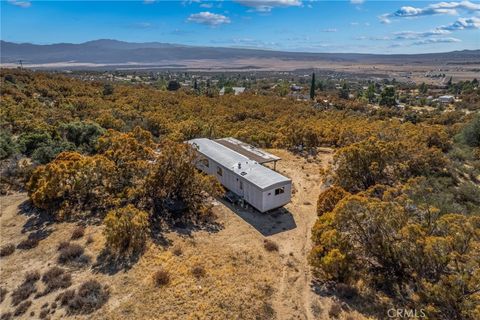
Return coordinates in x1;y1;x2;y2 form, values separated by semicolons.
188;138;290;190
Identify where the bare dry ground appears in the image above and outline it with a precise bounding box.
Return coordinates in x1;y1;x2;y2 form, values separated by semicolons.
0;149;371;319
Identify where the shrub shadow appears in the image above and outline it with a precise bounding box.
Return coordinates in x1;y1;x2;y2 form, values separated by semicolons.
18;200;55;240
310;279;391;318
92;249;144;275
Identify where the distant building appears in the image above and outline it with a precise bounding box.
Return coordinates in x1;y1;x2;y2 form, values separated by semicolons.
219;87;246;96
290;84;303;91
188;138;291;213
438;95;455;104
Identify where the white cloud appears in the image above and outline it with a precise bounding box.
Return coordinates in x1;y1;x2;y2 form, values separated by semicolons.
235;0;302;12
8;0;31;8
440;16;480;30
187;12;231;26
200;3;214;8
350;0;364;4
380;1;480;23
394;29;451;40
322;28;337;32
412;37;462;45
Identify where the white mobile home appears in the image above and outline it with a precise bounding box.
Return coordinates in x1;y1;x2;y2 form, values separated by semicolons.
188;138;292;213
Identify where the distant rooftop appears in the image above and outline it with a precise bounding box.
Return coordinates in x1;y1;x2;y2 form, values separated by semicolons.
188;138;289;190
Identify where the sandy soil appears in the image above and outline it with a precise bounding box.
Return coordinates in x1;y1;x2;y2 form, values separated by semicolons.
0;149;369;319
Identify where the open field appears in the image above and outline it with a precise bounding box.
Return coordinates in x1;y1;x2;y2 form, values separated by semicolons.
0;149;369;320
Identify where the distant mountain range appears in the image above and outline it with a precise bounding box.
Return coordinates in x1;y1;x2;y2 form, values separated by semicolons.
1;39;479;70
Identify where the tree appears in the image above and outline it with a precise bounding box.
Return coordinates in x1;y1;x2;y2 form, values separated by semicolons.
379;86;396;107
103;83;114;96
365;84;376;103
316;186;349;216
339;83;349;99
310;72;316;100
103;205;150;255
167;80;181;91
419;82;428;94
459;115;480;147
146;141;223;222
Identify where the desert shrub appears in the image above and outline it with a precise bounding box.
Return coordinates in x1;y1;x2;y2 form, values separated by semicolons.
0;244;15;257
0;313;11;320
24;271;40;283
316;186;349;216
172;246;182;256
57;241;70;251
70;226;85;240
459;115;480;147
191;264;206;279
57;289;75;306
309;191;480;319
27;152;116;218
0;131;17;160
103;205;150;255
42;267;72;294
58;121;105;154
153;269;170;287
263;239;279;252
58;243;90;266
86;236;94;245
11;282;35;305
39;309;49;319
17;238;39;250
65;280;109;314
13;300;32;317
333;137;446;192
10;272;39;306
328;302;342;318
31;139;76;164
0;287;7;303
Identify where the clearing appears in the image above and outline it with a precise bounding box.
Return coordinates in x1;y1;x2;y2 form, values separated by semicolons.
0;149;369;319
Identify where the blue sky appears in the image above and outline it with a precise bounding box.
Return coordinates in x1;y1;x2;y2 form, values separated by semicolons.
1;0;479;53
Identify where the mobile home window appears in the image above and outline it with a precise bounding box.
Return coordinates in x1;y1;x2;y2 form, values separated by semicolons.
239;181;243;190
274;187;285;195
217;166;223;176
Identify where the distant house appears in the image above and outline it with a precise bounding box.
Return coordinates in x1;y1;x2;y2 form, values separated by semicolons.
290;84;303;91
219;87;246;96
438;95;455;104
188;138;292;212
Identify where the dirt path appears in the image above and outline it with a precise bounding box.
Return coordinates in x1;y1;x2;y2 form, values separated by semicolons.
266;149;333;320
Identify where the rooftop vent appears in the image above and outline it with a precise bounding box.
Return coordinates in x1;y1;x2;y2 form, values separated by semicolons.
240;172;247;176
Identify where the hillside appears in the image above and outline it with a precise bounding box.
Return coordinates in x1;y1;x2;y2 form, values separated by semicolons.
1;40;479;71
